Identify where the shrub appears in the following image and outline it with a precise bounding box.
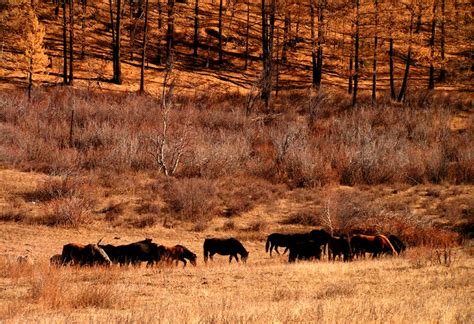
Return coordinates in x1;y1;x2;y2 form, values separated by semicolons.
39;196;93;227
159;177;218;222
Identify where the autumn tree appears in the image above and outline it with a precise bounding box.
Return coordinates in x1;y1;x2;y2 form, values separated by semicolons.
21;3;49;98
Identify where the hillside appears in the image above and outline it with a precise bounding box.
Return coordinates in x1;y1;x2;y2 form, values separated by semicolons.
1;0;473;94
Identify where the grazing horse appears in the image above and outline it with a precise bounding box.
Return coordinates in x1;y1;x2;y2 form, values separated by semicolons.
203;238;249;263
309;228;332;255
328;235;352;262
388;235;406;254
265;233;293;256
288;240;322;263
350;234;398;258
100;238;162;266
160;245;197;267
61;243;111;266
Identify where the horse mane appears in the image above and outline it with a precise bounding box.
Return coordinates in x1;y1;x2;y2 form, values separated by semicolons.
378;234;398;256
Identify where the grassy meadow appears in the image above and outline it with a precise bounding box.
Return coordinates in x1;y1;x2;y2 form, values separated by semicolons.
0;221;473;323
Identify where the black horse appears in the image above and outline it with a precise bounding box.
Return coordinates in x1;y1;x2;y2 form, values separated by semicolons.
288;240;322;263
203;238;249;263
100;238;162;266
388;235;406;254
309;228;332;255
265;233;311;256
328;235;352;262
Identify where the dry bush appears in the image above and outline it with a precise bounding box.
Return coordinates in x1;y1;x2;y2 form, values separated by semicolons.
222;220;236;231
215;176;282;217
0;209;27;222
0;88;472;188
245;219;268;232
38;196;93;227
126;214;158;228
159;177;218;222
23;176;82;202
282;210;320;226
70;285;125;309
0;256;35;280
29;268;65;309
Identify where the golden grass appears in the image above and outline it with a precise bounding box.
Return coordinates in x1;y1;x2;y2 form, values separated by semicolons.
0;222;472;323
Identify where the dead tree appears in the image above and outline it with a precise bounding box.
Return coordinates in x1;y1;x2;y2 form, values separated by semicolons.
261;0;275;111
218;0;224;63
438;0;446;81
166;0;175;68
62;0;68;84
109;0;122;84
352;0;360;106
139;0;149;93
428;0;438;90
372;0;378;103
193;0;199;57
68;0;74;85
244;0;250;69
397;9;414;102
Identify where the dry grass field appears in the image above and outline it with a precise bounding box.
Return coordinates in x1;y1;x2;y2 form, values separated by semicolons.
0;221;473;323
0;167;473;322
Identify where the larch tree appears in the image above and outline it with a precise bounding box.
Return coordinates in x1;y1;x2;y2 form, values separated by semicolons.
21;3;49;98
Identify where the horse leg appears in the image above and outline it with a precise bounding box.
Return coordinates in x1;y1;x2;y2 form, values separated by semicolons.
229;255;233;263
283;247;289;255
275;246;280;255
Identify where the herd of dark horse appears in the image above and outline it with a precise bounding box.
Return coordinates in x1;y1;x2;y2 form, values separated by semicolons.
50;238;249;267
265;229;406;262
50;229;406;267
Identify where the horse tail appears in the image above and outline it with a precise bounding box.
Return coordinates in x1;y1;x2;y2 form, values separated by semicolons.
265;236;271;253
379;235;398;256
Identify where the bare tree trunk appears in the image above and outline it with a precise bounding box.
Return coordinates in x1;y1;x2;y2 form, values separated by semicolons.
193;0;199;57
114;0;122;84
139;0;149;93
372;0;378;103
244;0;250;69
281;9;289;63
398;12;414;102
80;0;86;59
69;0;74;85
156;0;162;64
439;0;446;82
218;0;223;63
166;0;174;68
108;0;116;80
63;0;68;85
261;0;275;110
275;26;279;97
310;0;316;87
348;56;353;94
28;57;33;99
352;0;360;106
315;0;324;88
428;0;438;90
389;37;395;99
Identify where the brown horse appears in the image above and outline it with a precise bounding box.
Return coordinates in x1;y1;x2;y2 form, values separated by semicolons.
159;245;197;267
350;234;398;258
